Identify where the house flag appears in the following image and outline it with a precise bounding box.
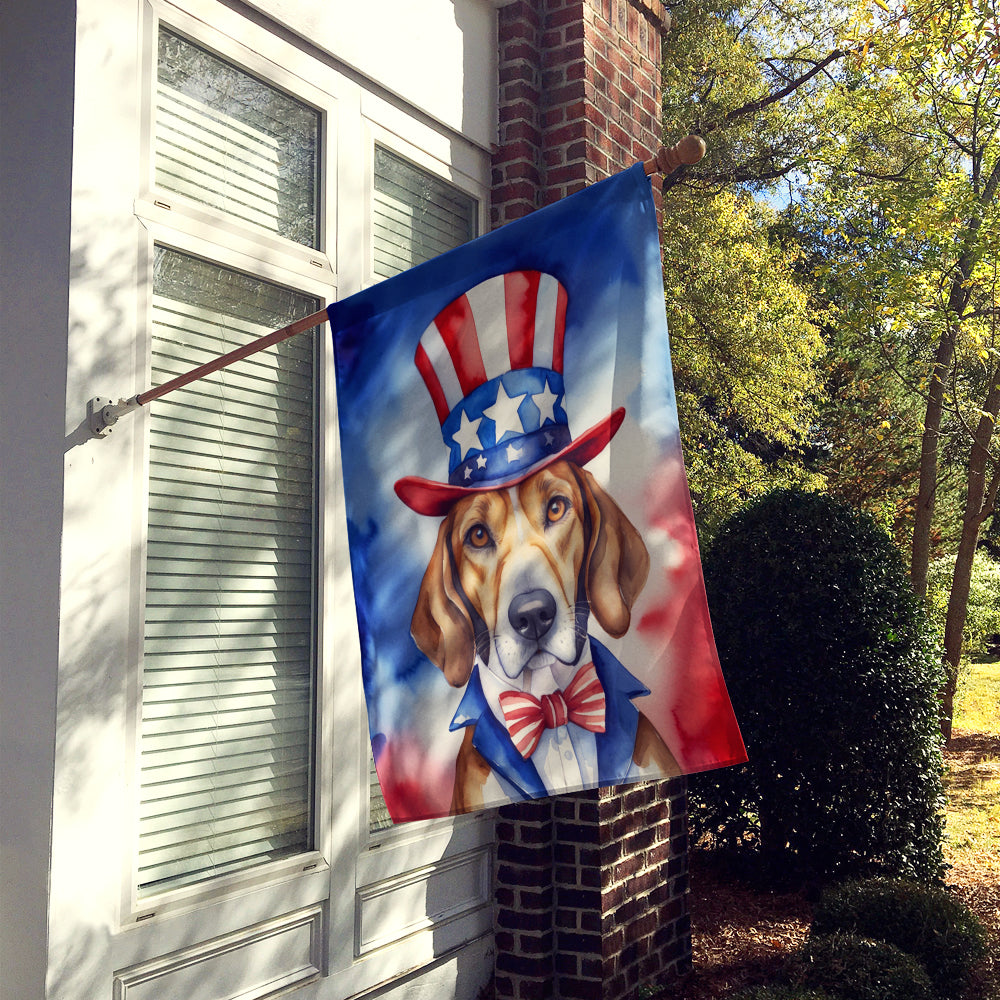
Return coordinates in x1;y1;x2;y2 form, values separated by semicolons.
328;163;746;822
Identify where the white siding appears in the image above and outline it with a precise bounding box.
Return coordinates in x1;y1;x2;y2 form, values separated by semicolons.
6;0;501;998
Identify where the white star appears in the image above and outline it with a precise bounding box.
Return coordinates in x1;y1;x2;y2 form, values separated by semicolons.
506;442;524;463
464;467;473;480
533;380;561;425
451;409;484;460
484;382;529;442
477;454;488;469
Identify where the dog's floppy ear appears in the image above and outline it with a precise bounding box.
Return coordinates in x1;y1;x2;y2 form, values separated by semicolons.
411;517;476;687
581;467;650;637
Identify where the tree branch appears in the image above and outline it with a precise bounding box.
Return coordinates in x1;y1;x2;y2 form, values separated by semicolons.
663;159;803;193
703;49;848;133
852;164;920;183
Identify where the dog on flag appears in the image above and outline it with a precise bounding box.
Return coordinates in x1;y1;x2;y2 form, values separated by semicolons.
395;271;679;813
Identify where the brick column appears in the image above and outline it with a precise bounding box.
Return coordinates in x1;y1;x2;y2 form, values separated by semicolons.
491;4;691;998
495;800;555;999
494;781;691;1000
493;0;668;227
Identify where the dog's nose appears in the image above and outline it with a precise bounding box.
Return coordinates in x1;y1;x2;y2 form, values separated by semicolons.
508;589;557;641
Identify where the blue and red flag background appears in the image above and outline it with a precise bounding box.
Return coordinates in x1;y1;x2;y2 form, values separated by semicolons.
329;164;746;821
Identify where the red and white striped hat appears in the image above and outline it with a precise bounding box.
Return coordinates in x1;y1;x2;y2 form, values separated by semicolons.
394;270;624;516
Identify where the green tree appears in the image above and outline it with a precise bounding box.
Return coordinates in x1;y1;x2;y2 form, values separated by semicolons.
927;548;1000;658
660;1;998;739
802;0;1000;736
661;0;853;195
782;206;964;549
662;189;825;537
659;0;848;537
815;344;924;543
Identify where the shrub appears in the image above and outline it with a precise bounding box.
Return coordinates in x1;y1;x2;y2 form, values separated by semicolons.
732;987;837;1000
692;489;946;882
793;933;934;1000
811;878;988;998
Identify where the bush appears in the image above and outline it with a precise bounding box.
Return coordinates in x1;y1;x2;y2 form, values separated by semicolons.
692;489;946;882
811;878;988;998
792;933;934;1000
732;987;837;1000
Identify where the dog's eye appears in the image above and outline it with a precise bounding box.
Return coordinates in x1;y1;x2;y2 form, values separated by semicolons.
465;523;494;550
546;496;571;524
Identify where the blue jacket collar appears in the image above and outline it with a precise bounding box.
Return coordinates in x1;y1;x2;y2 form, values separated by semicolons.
450;638;649;799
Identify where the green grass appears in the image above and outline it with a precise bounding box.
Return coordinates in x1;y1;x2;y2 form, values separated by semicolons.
955;660;1000;736
945;659;1000;868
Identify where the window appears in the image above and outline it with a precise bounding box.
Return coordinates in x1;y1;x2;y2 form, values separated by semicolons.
57;0;497;992
139;248;318;895
136;26;323;897
155;28;320;247
367;146;478;833
372;145;478;279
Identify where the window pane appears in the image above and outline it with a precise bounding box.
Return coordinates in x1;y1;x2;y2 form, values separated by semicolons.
372;146;477;279
369;150;478;832
156;28;320;248
139;247;318;895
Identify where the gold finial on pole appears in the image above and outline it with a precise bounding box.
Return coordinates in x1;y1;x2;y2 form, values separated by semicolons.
643;135;707;176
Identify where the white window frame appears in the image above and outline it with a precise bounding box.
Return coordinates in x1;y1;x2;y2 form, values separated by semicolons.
362;115;488;292
326;91;497;998
123;224;337;923
124;0;339;927
111;0;496;992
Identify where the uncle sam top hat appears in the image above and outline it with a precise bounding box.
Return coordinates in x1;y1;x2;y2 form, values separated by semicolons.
394;270;624;517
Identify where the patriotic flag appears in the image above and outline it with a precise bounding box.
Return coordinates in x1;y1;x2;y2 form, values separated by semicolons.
329;164;745;822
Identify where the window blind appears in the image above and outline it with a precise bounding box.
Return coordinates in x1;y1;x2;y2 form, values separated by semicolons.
372;146;477;280
156;28;320;248
368;148;477;832
138;248;319;895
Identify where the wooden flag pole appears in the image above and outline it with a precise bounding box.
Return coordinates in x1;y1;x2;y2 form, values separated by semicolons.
88;136;705;437
136;307;329;407
87;307;329;437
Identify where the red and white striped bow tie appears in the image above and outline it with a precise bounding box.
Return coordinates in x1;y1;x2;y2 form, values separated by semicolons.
498;662;607;759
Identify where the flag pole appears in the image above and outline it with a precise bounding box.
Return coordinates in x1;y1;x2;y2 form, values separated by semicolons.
87;307;329;437
88;135;705;438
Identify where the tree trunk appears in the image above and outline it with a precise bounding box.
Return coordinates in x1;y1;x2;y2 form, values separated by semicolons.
910;330;955;598
911;160;1000;596
940;375;1000;741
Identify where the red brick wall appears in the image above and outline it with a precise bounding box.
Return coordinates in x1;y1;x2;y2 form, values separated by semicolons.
492;0;667;227
490;4;691;998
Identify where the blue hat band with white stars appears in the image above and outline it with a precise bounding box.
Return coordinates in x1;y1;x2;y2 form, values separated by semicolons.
441;367;568;487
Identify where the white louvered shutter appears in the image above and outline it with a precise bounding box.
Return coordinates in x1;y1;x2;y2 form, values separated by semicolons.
372;146;477;280
367;147;477;832
139;248;319;895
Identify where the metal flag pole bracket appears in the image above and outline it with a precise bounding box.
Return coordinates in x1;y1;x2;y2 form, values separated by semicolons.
88;395;141;438
86;136;704;440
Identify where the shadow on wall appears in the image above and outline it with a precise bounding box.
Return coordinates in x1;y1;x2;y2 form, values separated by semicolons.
44;197;153;997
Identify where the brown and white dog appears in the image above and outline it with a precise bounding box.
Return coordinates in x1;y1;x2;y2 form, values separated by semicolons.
409;459;680;813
